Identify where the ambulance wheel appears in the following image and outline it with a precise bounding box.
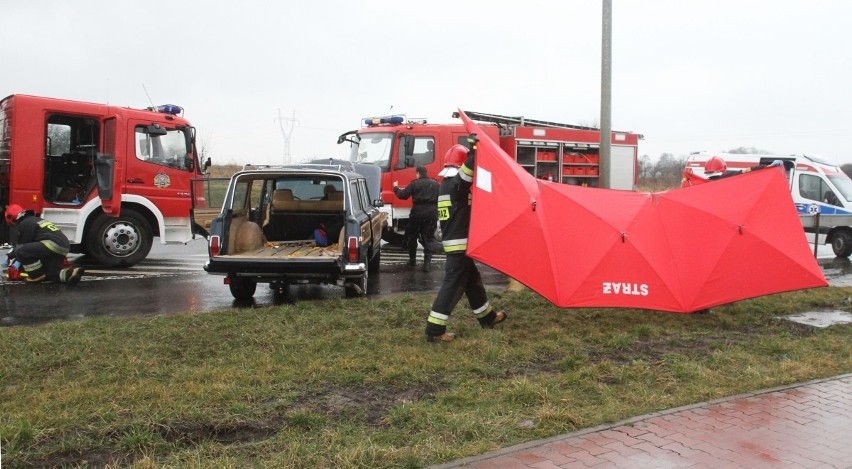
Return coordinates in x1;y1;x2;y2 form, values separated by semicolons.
229;276;257;300
831;230;852;258
85;209;153;268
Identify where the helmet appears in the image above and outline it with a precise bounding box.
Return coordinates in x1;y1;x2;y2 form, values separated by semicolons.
704;156;727;174
4;204;24;225
443;144;468;168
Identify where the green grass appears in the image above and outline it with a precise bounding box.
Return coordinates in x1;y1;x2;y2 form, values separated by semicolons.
1;287;851;468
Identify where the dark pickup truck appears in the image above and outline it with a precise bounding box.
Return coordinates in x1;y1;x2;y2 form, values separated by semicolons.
192;163;386;299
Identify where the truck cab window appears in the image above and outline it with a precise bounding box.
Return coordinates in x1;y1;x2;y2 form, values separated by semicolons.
47;123;71;155
411;137;435;167
354;133;393;170
44;115;99;204
135;126;192;171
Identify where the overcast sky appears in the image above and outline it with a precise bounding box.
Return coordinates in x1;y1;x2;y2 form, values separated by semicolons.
3;1;850;166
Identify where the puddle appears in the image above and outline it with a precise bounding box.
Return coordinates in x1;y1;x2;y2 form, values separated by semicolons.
785;311;852;328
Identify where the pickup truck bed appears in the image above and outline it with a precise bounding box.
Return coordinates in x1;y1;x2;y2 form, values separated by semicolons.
197;166;385;300
219;240;341;259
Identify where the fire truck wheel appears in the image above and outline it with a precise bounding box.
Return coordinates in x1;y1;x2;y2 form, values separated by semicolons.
85;209;153;268
831;230;852;258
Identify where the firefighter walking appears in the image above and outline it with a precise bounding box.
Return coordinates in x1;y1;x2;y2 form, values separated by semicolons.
4;204;84;285
425;136;507;343
393;165;440;271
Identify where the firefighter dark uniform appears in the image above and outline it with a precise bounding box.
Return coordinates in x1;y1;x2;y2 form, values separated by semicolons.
393;166;439;271
5;205;84;285
425;137;507;343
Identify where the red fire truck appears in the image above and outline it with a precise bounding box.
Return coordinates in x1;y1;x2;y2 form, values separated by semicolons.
337;110;642;243
0;94;210;267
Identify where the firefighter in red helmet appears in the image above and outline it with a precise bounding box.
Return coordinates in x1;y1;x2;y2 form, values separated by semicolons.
704;155;784;181
4;204;84;285
703;156;728;179
425;135;508;343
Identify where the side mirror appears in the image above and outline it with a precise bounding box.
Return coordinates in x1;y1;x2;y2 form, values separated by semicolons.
204;157;212;170
337;130;357;145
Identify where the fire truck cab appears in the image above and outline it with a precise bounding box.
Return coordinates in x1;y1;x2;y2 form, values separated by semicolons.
0;94;210;267
337;111;641;244
683;151;852;257
337;115;499;243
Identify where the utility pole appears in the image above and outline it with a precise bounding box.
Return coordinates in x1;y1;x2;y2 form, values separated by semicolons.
599;0;612;188
276;109;299;164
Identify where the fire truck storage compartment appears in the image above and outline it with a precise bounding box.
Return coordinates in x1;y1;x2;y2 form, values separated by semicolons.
459;111;639;189
511;140;601;184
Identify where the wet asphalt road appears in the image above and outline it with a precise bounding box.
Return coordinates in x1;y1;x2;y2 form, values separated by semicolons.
0;240;508;326
0;240;848;327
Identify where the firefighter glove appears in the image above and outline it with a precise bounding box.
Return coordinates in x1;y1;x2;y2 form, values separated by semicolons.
466;133;479;149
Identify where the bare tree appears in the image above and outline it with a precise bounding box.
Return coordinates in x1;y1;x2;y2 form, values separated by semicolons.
576;118;600;129
727;146;775;154
638;154;653;179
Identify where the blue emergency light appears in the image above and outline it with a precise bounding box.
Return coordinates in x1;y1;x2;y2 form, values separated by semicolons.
155;104;184;116
363;115;404;126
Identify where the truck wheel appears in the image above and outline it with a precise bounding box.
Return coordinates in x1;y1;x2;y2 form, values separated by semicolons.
831;230;852;257
345;272;368;298
85;209;153;268
229;276;257;300
368;248;381;274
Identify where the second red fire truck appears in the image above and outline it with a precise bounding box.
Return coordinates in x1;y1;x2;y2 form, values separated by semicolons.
337;110;642;243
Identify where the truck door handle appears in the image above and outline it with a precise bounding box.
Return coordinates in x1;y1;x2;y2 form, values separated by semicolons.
127;178;144;184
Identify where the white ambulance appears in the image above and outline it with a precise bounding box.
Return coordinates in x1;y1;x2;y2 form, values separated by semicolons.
683;151;852;257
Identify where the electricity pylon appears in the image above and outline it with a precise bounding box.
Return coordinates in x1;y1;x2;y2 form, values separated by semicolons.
276;109;299;164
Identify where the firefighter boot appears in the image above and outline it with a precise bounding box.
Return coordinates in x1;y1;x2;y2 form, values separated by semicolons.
22;261;46;283
426;332;456;343
480;310;508;329
60;267;85;286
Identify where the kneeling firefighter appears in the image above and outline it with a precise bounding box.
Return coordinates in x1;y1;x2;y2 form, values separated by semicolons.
4;204;84;285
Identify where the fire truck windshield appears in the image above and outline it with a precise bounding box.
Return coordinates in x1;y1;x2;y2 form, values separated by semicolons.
135;126;195;171
353;132;393;170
